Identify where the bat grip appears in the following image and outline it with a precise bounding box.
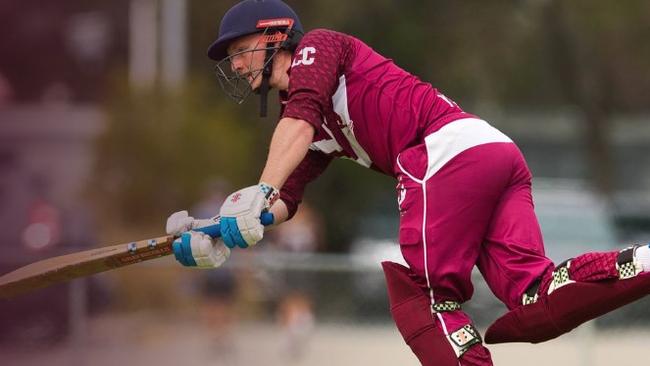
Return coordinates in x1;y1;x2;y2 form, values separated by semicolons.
195;211;274;239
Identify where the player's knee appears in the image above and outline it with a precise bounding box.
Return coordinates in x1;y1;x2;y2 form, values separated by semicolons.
382;261;488;365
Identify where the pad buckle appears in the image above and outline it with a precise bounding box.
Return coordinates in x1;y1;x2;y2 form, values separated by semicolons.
449;324;482;357
522;279;541;305
617;246;643;280
548;259;575;295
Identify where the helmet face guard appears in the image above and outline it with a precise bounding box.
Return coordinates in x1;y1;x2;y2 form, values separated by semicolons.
213;18;296;114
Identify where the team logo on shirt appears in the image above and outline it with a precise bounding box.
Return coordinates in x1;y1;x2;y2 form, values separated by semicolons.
292;47;316;67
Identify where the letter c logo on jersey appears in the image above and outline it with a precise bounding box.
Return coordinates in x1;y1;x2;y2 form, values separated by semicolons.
292;47;316;68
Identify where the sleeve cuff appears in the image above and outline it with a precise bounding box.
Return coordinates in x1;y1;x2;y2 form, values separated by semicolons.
281;101;322;132
279;191;300;220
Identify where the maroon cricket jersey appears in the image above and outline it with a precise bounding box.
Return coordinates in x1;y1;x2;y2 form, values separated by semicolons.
279;29;475;217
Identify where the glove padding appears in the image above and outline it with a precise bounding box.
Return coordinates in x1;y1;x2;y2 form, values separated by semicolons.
220;183;278;248
172;231;231;268
166;210;219;235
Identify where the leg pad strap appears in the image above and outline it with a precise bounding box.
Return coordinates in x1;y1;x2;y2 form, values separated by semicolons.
382;261;477;365
449;323;482;357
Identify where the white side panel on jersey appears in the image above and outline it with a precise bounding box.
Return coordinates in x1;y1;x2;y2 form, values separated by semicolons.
423;118;512;180
310;123;343;154
332;75;373;168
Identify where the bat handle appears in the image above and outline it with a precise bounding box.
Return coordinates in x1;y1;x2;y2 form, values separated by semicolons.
195;211;275;239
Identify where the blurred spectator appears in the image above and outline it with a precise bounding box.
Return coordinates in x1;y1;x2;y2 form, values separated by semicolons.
192;179;230;219
0;172;105;346
190;179;240;363
266;203;322;363
22;174;61;251
277;291;315;362
199;271;238;365
267;203;322;253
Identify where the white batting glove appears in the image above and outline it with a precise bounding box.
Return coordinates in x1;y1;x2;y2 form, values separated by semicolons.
219;183;279;248
166;210;219;236
172;231;231;268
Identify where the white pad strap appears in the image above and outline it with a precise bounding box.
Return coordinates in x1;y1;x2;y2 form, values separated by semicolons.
617;246;644;280
448;324;482;358
547;260;575;295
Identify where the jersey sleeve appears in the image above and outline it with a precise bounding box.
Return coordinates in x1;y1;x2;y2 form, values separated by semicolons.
281;29;354;131
280;149;333;220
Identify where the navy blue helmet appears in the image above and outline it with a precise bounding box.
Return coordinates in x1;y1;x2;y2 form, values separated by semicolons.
210;0;304;117
207;0;303;61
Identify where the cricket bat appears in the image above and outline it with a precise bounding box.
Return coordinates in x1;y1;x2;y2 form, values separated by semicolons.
0;212;274;299
0;234;176;299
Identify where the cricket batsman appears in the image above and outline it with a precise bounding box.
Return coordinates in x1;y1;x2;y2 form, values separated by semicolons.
165;1;650;364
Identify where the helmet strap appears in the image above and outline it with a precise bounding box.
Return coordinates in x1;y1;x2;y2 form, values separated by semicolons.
259;49;274;118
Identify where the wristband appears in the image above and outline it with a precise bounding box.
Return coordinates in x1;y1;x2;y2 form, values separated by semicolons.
259;182;280;208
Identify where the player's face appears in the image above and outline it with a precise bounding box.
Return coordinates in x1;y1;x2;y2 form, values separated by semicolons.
227;34;268;90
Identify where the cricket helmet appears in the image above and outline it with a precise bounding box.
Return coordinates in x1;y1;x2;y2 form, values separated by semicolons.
207;0;303;61
209;0;304;117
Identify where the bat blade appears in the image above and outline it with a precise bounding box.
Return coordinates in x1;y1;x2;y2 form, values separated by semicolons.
0;235;175;299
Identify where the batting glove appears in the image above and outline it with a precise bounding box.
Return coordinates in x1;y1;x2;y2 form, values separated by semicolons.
172;231;231;268
219;182;279;248
166;210;219;236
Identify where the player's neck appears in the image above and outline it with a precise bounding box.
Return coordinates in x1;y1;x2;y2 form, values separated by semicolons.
270;51;291;91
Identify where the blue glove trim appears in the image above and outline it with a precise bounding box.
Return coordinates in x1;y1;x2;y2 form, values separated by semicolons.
196;224;221;238
173;237;192;267
172;239;186;264
220;217;248;249
180;232;198;266
197;212;275;239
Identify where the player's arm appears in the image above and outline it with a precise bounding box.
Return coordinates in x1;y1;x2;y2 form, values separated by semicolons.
261;117;316;226
260;117;315;189
217;117;315;249
275;148;333;223
269;199;289;224
219;30;348;249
